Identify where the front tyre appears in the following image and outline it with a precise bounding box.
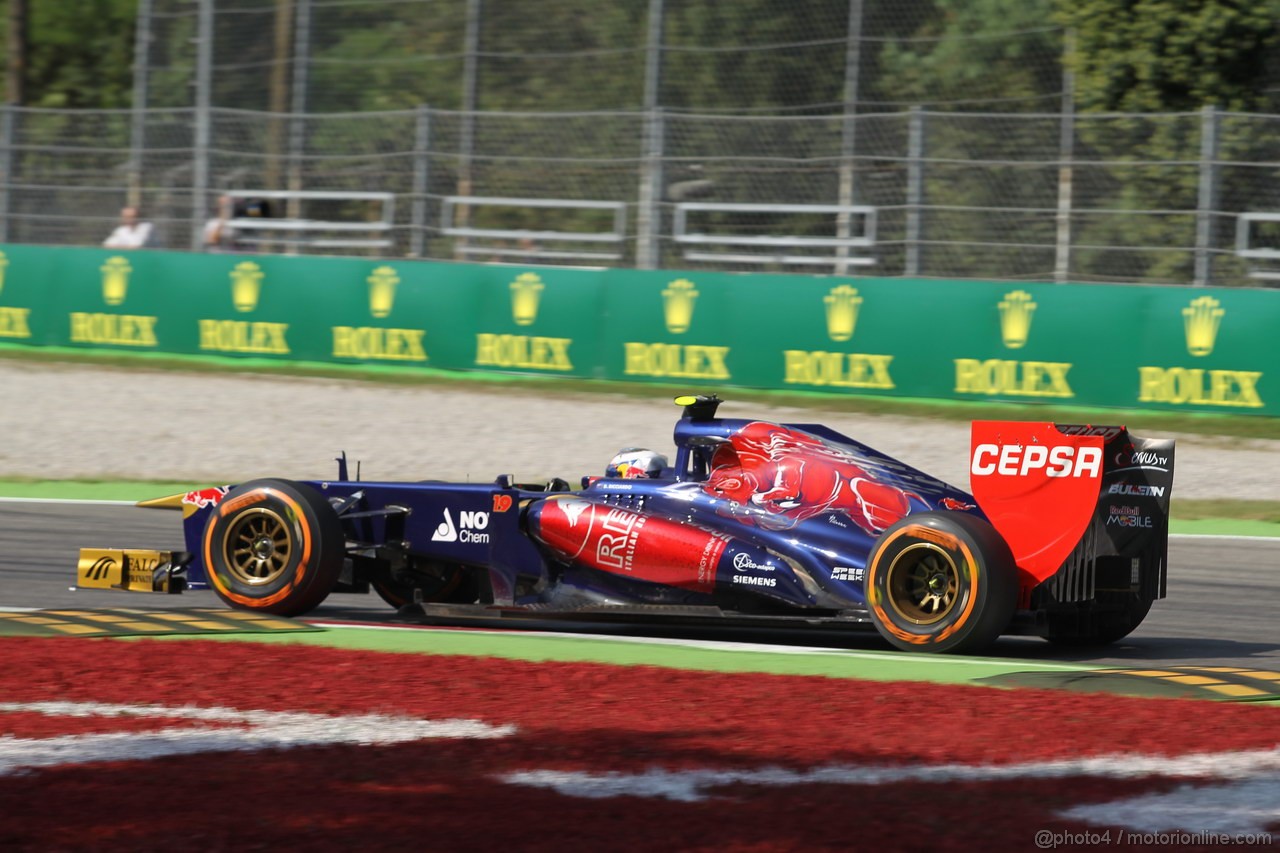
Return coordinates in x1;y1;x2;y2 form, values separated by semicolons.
865;511;1017;654
202;478;344;616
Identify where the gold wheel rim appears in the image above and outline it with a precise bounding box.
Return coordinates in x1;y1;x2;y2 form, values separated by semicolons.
221;507;294;586
885;542;960;625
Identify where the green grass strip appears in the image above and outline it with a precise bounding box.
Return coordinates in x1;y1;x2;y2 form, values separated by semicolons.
126;626;1280;705
137;624;1094;685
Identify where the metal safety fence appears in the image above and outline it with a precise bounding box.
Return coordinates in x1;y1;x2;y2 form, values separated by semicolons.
4;103;1280;287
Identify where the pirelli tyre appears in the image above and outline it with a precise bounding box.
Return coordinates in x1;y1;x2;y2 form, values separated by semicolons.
202;478;344;616
864;511;1017;655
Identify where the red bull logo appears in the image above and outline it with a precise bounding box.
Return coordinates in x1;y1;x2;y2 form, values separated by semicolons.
182;486;230;510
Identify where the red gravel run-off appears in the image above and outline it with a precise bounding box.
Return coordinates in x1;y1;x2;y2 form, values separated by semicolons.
0;637;1276;851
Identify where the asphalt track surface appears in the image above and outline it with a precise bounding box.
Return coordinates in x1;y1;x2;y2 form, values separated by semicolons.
2;499;1277;670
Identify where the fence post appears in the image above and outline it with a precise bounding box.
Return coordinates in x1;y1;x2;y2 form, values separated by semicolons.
410;104;431;259
835;0;865;276
453;0;481;258
1194;104;1219;287
128;0;153;210
1054;28;1076;284
636;109;664;270
0;106;13;244
190;0;214;252
635;0;665;270
287;0;312;223
904;107;925;277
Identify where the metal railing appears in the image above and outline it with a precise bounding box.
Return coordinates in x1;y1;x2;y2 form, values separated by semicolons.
673;203;877;270
440;196;627;263
218;190;395;252
4;104;1280;288
1235;213;1280;282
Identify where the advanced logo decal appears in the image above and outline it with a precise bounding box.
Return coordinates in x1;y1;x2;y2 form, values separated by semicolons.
68;256;159;348
954;289;1073;400
997;288;1035;349
1107;482;1166;498
0;250;30;341
432;508;491;544
84;556;117;582
730;551;776;587
184;486;230;508
1138;295;1262;409
1106;504;1152;528
783;284;894;391
198;261;290;356
970;443;1102;479
831;566;865;583
624;278;730;381
332;265;428;362
475;272;573;372
969;422;1103;583
510;271;543;326
1111;446;1170;475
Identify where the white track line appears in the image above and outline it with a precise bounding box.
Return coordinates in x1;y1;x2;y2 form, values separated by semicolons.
0;497;137;506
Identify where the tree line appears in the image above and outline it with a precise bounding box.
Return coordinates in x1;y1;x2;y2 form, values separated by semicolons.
4;0;1280;284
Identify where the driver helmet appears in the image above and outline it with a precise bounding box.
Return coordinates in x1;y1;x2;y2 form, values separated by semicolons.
606;447;668;479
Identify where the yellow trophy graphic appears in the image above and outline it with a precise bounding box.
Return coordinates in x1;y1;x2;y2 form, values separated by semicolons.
662;279;699;334
510;272;544;326
100;257;133;306
1183;295;1223;357
368;266;399;318
0;251;8;298
230;261;264;313
824;285;862;342
998;289;1036;349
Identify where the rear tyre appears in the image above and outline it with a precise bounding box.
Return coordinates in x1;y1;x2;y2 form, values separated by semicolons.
865;511;1017;654
202;478;344;616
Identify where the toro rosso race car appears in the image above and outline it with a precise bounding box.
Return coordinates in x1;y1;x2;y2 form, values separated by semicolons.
79;396;1175;654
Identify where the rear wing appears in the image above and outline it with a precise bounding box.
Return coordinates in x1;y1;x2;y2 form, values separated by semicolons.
969;422;1174;594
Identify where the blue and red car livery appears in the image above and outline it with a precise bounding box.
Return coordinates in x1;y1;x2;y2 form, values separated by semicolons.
118;395;1175;654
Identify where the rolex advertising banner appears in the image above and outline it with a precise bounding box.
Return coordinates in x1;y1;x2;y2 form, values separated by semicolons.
0;245;602;376
0;243;1274;415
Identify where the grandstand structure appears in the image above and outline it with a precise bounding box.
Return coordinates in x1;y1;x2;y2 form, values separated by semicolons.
1;0;1278;287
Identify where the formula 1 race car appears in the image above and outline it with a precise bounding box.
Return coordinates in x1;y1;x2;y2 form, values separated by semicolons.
79;396;1175;654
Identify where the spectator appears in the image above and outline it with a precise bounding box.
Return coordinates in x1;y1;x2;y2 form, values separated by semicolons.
102;207;153;249
516;236;541;264
202;194;236;252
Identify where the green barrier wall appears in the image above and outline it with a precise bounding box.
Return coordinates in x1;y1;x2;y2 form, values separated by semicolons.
0;244;1273;415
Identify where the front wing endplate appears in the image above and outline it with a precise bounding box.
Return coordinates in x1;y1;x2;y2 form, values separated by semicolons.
76;548;190;594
